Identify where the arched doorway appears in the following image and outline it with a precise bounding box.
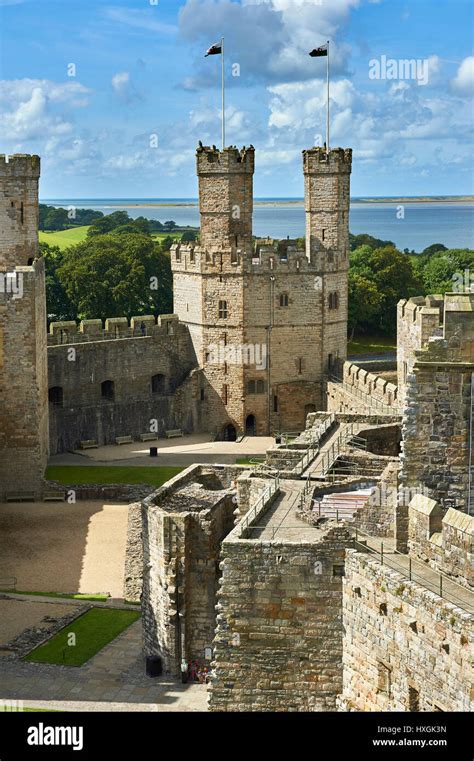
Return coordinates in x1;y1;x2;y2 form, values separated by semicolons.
223;424;237;442
245;414;257;436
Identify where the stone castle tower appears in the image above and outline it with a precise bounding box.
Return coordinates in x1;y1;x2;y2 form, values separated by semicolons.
171;144;352;438
0;154;49;500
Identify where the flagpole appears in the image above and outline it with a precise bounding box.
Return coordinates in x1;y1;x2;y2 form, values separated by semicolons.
221;36;225;151
326;40;330;153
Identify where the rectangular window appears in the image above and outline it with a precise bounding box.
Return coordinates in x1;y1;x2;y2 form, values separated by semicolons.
256;379;265;394
273;395;278;413
377;662;392;696
298;357;303;375
218;300;228;319
332;564;345;577
247;380;256;394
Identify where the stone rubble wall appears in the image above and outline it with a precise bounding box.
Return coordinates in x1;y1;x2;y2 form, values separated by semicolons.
342;550;473;712
209;525;352;712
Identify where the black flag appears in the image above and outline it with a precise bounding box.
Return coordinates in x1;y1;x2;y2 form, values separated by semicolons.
309;44;328;57
205;43;222;57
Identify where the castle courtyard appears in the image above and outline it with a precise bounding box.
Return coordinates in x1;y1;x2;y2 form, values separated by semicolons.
0;501;129;597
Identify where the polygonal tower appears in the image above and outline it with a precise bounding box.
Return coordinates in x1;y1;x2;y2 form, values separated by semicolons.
171;144;352;439
0;154;49;500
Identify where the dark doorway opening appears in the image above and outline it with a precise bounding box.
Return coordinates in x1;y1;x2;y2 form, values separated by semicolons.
223;424;237;442
245;414;256;436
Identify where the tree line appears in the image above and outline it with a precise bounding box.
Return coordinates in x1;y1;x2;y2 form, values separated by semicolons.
41;212;473;335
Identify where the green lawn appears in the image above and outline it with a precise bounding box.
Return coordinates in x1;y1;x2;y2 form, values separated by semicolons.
39;226;89;249
347;335;397;356
236;458;265;466
46;465;183;488
24;608;141;666
39;226;194;251
0;590;109;602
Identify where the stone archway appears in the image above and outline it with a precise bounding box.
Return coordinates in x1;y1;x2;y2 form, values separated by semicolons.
245;414;257;436
223;424;237;442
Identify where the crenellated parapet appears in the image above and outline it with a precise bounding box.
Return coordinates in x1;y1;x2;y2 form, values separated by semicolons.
47;314;183;346
302;146;352;174
0;153;40;178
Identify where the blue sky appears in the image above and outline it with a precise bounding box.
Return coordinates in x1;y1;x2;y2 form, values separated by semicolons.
0;0;473;198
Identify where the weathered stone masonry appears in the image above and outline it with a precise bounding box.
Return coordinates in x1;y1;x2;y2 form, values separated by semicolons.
0;155;48;500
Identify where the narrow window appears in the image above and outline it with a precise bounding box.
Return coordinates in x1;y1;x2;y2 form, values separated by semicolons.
151;374;166;394
48;387;63;407
190;249;195;262
20;201;24;224
218;300;228;319
200;388;205;401
377;662;392;696
279;293;289;307
328;353;334;371
256;379;265;394
298;357;303;375
247;380;256;394
322;229;325;241
101;380;115;401
273;395;278;413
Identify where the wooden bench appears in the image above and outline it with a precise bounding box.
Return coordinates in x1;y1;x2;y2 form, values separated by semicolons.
80;440;98;450
5;493;35;503
140;432;159;442
115;436;133;445
43;491;66;502
165;429;183;439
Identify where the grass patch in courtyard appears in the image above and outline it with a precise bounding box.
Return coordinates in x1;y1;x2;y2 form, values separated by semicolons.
24;608;141;666
0;590;109;601
236;458;265;466
45;465;183;488
347;335;396;356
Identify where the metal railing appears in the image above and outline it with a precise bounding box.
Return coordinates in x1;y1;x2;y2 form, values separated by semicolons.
239;477;280;538
329;375;400;416
291;414;336;476
352;529;474;614
307;422;362;478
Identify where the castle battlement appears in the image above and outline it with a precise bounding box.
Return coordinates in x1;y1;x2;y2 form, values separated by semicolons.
196;144;255;174
47;313;182;346
303;147;352;174
0;154;40;178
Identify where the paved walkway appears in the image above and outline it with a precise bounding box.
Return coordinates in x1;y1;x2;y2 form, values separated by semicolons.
358;534;474;614
50;434;274;468
0;621;207;712
249;481;323;542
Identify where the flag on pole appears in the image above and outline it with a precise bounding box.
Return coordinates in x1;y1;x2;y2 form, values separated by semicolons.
309;44;328;57
205;38;226;150
205;42;222;57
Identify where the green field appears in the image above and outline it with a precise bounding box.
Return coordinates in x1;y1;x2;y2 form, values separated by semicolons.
347;335;397;356
46;465;183;488
40;226;191;251
39;226;90;249
24;608;141;666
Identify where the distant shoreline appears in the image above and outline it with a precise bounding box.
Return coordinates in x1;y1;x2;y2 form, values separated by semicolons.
41;197;474;208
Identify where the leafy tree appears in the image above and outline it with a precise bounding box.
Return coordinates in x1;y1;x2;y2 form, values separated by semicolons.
40;242;77;322
87;211;131;236
163;220;176;231
160;235;174;252
348;245;421;335
348;272;384;338
420;249;474;294
181;231;197;242
56;234;172;321
421;243;448;257
349;232;394;251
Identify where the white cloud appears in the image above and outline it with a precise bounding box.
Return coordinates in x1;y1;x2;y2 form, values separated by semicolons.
179;0;363;86
0;79;90;141
452;56;474;96
111;71;142;104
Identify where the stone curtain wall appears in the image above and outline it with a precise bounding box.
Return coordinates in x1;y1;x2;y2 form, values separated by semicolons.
401;343;473;514
47;315;198;453
209;526;351;712
327;361;398;414
342;551;473;712
409;497;474;589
